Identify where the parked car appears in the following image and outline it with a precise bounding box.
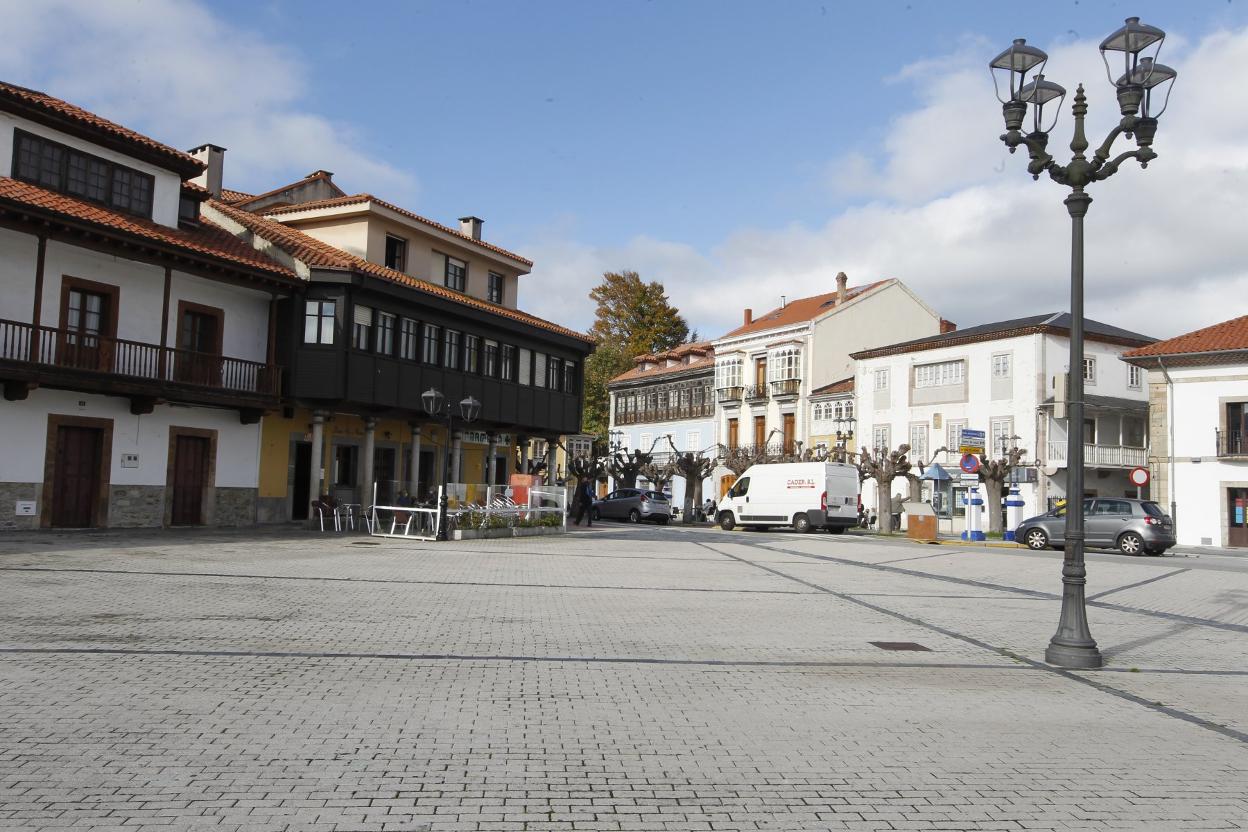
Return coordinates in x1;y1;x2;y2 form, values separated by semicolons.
591;488;671;524
1015;497;1175;555
717;461;859;533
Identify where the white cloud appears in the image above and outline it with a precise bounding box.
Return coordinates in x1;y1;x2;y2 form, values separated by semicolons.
0;0;413;199
523;25;1248;343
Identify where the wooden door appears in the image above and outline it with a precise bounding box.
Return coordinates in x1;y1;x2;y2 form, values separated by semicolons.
753;415;766;448
51;426;102;528
171;435;210;526
754;359;766;388
782;412;796;453
726;419;739;450
176;305;222;386
62;288;111;370
1229;488;1248;548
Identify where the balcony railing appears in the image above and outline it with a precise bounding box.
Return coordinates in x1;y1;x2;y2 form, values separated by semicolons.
1046;441;1147;469
0;318;280;397
743;384;769;402
716;386;743;404
1217;429;1245;457
613;402;714;425
770;378;801;397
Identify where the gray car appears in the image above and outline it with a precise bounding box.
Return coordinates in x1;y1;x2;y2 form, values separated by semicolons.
1015;497;1175;556
591;488;671;524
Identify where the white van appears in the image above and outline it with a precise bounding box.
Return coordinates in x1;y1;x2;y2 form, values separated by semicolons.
717;461;859;533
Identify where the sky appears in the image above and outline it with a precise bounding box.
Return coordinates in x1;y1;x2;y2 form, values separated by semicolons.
2;0;1247;341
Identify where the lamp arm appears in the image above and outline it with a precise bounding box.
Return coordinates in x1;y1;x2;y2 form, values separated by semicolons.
1093;147;1158;181
1003;131;1057;178
1090;124;1127;171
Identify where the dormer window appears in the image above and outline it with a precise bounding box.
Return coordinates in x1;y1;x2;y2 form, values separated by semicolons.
444;256;467;292
178;195;200;226
385;234;407;271
14;130;154;218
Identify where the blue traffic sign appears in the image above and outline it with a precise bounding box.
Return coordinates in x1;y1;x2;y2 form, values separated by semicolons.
959;453;981;474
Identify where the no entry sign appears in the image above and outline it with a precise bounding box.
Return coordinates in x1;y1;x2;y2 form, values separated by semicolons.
1129;467;1150;487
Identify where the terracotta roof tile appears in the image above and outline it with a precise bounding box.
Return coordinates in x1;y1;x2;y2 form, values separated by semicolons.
219;188;255;204
0;176;298;283
206;199;591;344
811;377;855;396
230;172;344;210
609;342;716;385
0;81;202;173
1122;315;1248;358
261;194;534;267
720;281;889;338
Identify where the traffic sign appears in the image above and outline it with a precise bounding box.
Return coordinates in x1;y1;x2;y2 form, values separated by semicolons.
959;429;986;454
1129;467;1150;487
959;453;981;474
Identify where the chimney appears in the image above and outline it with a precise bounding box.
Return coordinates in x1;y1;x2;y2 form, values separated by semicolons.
940;318;958;334
835;271;848;304
188;143;226;197
459;216;484;240
743;308;753;326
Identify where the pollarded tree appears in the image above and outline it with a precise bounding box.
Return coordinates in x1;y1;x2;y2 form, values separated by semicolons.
857;445;914;533
904;446;950;503
638;457;677;494
666;437;717;524
977;446;1028;535
606;448;651;490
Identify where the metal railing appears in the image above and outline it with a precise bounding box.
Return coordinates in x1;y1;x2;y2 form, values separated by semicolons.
614;402;714;425
1216;429;1245;457
743;384;769;402
1046;441;1147;468
770;378;801;396
0;318;280;396
716;386;743;404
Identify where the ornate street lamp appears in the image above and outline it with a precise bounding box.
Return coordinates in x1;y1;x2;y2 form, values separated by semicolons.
990;17;1176;669
421;387;481;541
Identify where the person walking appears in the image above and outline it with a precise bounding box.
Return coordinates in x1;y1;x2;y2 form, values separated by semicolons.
891;492;905;532
573;479;596;526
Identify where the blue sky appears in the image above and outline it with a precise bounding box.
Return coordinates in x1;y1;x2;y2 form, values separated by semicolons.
4;1;1248;338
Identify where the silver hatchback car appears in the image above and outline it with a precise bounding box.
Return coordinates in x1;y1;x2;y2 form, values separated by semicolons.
591;488;671;524
1015;497;1175;556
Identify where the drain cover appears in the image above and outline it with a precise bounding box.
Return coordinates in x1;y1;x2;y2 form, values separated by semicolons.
351;541;381;546
869;641;931;652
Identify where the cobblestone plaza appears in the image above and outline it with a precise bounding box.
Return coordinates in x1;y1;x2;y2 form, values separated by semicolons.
2;526;1246;831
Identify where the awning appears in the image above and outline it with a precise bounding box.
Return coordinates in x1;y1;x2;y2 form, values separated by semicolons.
922;463;952;481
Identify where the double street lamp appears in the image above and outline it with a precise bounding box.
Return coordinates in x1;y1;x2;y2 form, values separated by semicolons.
421;387;481;541
989;17;1176;669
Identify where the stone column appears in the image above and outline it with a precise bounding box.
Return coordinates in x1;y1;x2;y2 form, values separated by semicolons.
307;411;327;527
451;431;464;486
361;416;376;505
487;434;499;489
408;424;422;499
546;438;559;484
517;435;530;474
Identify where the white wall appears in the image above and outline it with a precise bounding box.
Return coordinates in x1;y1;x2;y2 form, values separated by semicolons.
0;227;38;322
811;282;942;389
167;271;270;362
0;387;261;488
0;111;183;228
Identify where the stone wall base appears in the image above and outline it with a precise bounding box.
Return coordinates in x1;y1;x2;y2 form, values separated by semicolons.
108;485;166;527
0;483;261;530
214;487;258;526
256;496;289;524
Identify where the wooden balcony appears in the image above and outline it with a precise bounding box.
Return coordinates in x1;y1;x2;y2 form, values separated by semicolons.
1046;441;1147;469
0;318;280;414
613;402;714;425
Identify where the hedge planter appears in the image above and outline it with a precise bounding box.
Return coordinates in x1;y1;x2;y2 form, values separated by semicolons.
451;525;567;541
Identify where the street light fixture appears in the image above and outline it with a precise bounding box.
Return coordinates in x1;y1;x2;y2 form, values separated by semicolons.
990;17;1176;669
421;387;481;541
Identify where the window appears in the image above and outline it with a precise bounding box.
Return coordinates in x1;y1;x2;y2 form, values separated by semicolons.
518;347;531;384
563;360;576;393
872;425;891;452
534;352;547;388
352;305;373;350
422;324;441;364
1083;357;1097;383
385;235;407;271
501;345;516;381
488;272;504;304
334;445;358;487
686;430;701;451
303;300;335;345
13;130;155;218
399;318;419;360
639;433;652;452
992;353;1012;378
375;312;396;355
874;368;890;390
909;424;928;460
548;355;563;391
914;360;965;388
1128;364;1143;388
990;417;1015;456
843;400;854;421
715;357;743;389
444;330;461;369
947;419;968;452
767;347;801;381
483;340;499;377
465;334;481;373
812;403;825;422
178;195;199;225
1123;417;1146;447
444;256;467;291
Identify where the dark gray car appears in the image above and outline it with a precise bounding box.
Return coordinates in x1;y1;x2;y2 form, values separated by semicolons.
1015;497;1175;555
591;488;671;524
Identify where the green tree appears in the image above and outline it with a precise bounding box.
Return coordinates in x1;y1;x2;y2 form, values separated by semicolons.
582;271;690;437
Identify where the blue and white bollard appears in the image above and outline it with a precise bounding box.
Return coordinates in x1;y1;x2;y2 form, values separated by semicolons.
961;485;986;542
1004;487;1024;542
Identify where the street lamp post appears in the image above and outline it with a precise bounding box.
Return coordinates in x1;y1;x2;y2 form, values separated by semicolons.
421;387;481;541
990;18;1176;669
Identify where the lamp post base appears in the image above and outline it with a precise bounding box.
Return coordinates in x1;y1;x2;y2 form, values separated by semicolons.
1045;640;1103;669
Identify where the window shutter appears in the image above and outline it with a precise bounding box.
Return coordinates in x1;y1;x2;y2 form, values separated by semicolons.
354;305;373;326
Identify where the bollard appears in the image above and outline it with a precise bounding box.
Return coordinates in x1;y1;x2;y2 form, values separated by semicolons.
1004;486;1025;542
961;485;986;542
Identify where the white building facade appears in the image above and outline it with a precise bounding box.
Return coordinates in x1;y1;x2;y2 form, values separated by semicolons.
853;314;1155;531
1124;316;1248;548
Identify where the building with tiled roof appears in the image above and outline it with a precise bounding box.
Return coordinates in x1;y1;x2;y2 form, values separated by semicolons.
0;81;298;531
1122;315;1248;549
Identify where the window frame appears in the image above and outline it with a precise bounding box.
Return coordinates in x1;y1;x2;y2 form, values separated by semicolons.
398;318;419;360
303;299;336;346
991;353;1012;378
913;359;965;389
500;344;516;381
487;272;504;304
1127;363;1143;389
421;323;442;365
1083;357;1097;384
483;339;499;377
351;304;373;351
443;329;462;370
444;255;467;292
374;311;396;355
874;368;890;391
384;234;408;272
13;129;155;218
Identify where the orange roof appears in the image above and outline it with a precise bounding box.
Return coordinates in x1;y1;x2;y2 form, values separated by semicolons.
207;199;591;344
811;377;855;396
0;176;298;283
260;193;534;268
219;188;255;204
720;280;889;338
1123;315;1248;359
0;81;203;175
230;171;343;210
609;342;715;385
